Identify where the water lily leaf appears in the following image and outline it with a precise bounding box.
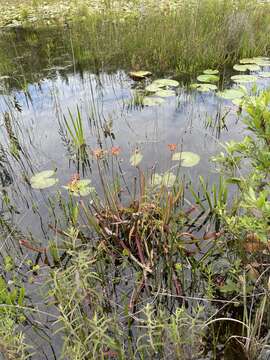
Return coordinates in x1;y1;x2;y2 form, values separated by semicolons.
143;97;165;106
151;172;176;187
240;57;270;66
130;151;143;166
231;75;258;83
162;172;176;187
152;79;179;88
253;60;270;67
172;152;200;167
129;71;152;79
30;170;58;189
63;179;94;197
217;88;244;100
258;72;270;78
190;83;217;92
233;64;260;72
203;69;219;75
151;173;163;186
239;58;258;64
232;98;244;106
145;83;162;92
155;89;175;97
197;74;219;83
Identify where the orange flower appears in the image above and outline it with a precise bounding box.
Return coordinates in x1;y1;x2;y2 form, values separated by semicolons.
111;146;121;156
167;143;177;152
91;148;106;159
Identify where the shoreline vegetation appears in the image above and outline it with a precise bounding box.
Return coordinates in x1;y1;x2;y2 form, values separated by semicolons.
0;1;270;359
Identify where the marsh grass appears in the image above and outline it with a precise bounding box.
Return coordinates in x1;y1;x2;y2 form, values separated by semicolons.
1;0;270;90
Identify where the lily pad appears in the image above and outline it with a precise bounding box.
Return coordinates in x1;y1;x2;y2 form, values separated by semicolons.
203;69;219;75
151;172;176;187
129;71;152;80
217;88;244;100
231;75;258;83
155;89;175;97
152;79;179;88
30;170;58;190
145;83;162;92
172;151;200;167
191;83;217;92
197;74;219;83
130;151;143;167
233;64;260;72
63;179;94;197
258;72;270;78
143;97;165;106
239;58;258;64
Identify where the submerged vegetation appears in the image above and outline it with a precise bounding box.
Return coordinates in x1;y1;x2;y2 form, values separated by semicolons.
0;0;270;359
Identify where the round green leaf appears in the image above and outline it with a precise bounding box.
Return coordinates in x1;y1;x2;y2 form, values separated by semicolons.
172;152;200;167
203;69;219;75
239;58;258;64
155;89;175;97
143;97;165;106
162;172;176;187
258;72;270;78
30;170;58;190
129;71;152;79
217;89;244;100
190;83;217;92
145;83;162;92
151;174;163;186
197;74;219;83
31;177;58;190
30;170;55;183
130;151;143;167
231;75;258;83
152;79;179;88
233;64;260;72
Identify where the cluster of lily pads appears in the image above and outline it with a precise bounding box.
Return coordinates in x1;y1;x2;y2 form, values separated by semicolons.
30;149;200;193
30;170;94;196
129;70;179;106
129;148;200;188
190;56;270;104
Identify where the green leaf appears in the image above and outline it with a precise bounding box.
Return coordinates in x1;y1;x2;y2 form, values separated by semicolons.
233;64;260;72
130;151;143;167
30;170;58;190
145;83;162;92
129;71;152;79
203;69;219;75
152;79;179;88
172;152;200;167
63;179;95;197
151;172;176;187
258;72;270;78
231;75;258;83
197;74;219;83
155;89;175;97
143;97;165;106
162;172;176;187
190;83;217;92
217;88;244;100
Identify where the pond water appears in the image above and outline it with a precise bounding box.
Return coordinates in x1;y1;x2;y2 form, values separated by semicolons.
0;25;270;359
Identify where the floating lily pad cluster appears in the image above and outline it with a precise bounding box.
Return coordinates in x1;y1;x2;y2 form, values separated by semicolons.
143;78;179;106
30;170;94;197
191;69;219;92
